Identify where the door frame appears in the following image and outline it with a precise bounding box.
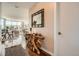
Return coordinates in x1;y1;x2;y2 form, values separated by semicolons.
54;2;60;56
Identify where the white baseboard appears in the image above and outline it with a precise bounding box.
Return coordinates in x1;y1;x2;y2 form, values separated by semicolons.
41;47;54;56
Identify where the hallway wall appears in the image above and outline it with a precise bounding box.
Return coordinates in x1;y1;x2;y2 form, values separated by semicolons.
29;2;55;53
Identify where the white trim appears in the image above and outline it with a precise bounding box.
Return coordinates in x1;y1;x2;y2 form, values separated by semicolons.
54;2;57;56
54;2;60;56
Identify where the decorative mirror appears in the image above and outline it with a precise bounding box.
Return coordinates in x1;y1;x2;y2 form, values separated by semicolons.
31;9;44;28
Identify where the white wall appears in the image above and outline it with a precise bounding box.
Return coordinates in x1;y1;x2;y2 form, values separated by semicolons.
55;2;79;56
0;2;1;18
30;2;55;53
0;3;5;56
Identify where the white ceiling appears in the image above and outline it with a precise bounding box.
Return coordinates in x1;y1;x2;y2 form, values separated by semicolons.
1;2;37;21
1;2;37;9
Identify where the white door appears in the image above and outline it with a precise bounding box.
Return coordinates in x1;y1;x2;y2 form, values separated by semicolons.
55;2;79;56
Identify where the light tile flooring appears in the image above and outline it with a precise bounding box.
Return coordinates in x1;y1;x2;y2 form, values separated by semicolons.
0;32;28;56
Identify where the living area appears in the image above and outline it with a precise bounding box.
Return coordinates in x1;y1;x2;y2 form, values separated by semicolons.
0;2;54;56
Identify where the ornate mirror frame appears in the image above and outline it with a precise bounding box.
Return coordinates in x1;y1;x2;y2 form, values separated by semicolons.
31;9;44;28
